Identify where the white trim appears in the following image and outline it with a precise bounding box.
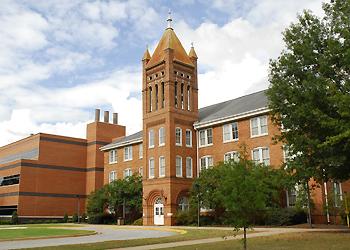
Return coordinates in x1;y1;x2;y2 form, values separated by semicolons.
222;122;239;143
149;129;155;148
194;107;269;129
198;128;213;148
123;168;132;178
101;138;142;151
148;157;155;179
186;157;193;178
159;156;165;178
176;156;182;177
250;115;268;138
159;127;165;147
139;143;143;159
224;151;239;162
185;129;192;147
251;147;270;166
109;149;117;164
175;127;182;146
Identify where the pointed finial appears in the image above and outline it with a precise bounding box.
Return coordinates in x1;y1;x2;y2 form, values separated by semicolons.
167;10;172;29
191;42;194;47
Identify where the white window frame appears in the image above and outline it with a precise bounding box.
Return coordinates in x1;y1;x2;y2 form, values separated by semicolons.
199;128;213;147
149;158;155;179
149;129;154;148
185;129;192;147
200;155;213;171
123;168;132;178
159;156;165;178
176;156;182;177
186;157;193;178
333;182;343;207
159;127;165;146
252;147;270;166
124;146;133;161
139;167;143;177
224;151;239;162
175;127;182;146
109;149;117;164
139;144;143;159
223;122;239;142
109;171;116;183
250;115;268;137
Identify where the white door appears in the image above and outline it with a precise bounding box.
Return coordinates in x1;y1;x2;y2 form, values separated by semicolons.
154;198;164;225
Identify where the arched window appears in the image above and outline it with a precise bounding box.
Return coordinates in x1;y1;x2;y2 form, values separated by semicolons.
155;197;163;204
178;196;189;211
181;83;184;109
174;82;178;108
149;86;153;112
187;85;191;111
155;84;158;110
161;82;165;108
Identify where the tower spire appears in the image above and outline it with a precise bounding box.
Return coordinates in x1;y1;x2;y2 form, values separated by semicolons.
167;10;172;29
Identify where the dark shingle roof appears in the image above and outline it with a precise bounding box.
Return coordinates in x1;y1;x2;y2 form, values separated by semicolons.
197;90;268;124
102;90;268;149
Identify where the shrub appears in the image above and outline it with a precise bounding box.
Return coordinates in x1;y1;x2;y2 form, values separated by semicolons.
87;213;115;224
175;211;196;226
264;207;307;226
72;213;78;223
132;217;143;226
81;213;87;223
11;211;19;225
63;213;68;223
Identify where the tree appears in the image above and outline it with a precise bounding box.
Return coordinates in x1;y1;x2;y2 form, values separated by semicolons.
217;159;286;250
267;0;350;226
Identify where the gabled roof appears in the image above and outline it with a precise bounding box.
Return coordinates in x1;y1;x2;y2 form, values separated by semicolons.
101;90;269;150
147;28;194;67
197;90;268;125
100;131;143;151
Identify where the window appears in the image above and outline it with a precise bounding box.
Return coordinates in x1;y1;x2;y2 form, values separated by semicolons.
200;156;213;171
108;171;116;183
250;116;268;137
155;84;158;110
0;174;20;186
159;127;165;146
124;146;132;161
149;129;154;148
187;85;190;110
161;82;165;108
186;157;193;178
159;156;165;177
109;149;117;164
139;144;143;159
178;196;189;211
149;158;155;178
224;151;239;162
123;168;132;178
223;122;239;142
283;145;292;163
252;147;270;166
149;86;152;112
185;129;192;147
333;182;343;207
199;128;213;147
175;82;178;108
286;187;297;207
175;127;182;146
181;83;184;109
139;167;143;177
176;156;182;177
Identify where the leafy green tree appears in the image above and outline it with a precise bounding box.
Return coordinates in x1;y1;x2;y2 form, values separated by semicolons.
11;211;19;225
217;159;287;250
267;0;350;226
86;185;109;217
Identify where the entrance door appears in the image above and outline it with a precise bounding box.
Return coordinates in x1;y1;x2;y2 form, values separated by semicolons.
154;197;164;225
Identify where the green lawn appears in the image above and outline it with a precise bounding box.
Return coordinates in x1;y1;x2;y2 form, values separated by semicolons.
159;232;350;250
23;228;239;250
0;227;95;241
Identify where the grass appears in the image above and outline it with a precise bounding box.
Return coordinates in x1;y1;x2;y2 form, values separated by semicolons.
23;228;239;250
158;231;350;250
0;223;82;228
0;227;95;241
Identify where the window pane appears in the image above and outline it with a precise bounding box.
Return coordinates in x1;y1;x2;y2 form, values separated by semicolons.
176;156;182;177
159;156;165;177
251;118;259;136
207;129;213;144
186;130;192;146
186;157;192;178
149;130;154;147
176;128;182;145
232;122;239;140
208;157;213;167
139;144;143;159
262;148;270;165
149;159;155;178
253;149;260;163
199;130;206;146
223;124;231;141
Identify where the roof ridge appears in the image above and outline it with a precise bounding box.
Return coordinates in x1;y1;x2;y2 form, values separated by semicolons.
199;89;267;110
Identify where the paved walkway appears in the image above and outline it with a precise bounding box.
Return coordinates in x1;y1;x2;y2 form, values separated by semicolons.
0;225;176;250
114;226;350;250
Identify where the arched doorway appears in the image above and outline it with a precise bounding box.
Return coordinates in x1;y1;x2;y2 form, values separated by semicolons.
154;197;164;225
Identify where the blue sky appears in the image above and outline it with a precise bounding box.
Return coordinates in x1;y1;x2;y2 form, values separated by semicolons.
0;0;325;146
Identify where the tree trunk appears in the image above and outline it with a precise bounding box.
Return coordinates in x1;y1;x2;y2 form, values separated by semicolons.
243;226;247;250
305;182;313;228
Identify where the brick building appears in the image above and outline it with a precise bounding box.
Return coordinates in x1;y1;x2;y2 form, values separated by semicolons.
1;17;348;225
0;110;125;219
